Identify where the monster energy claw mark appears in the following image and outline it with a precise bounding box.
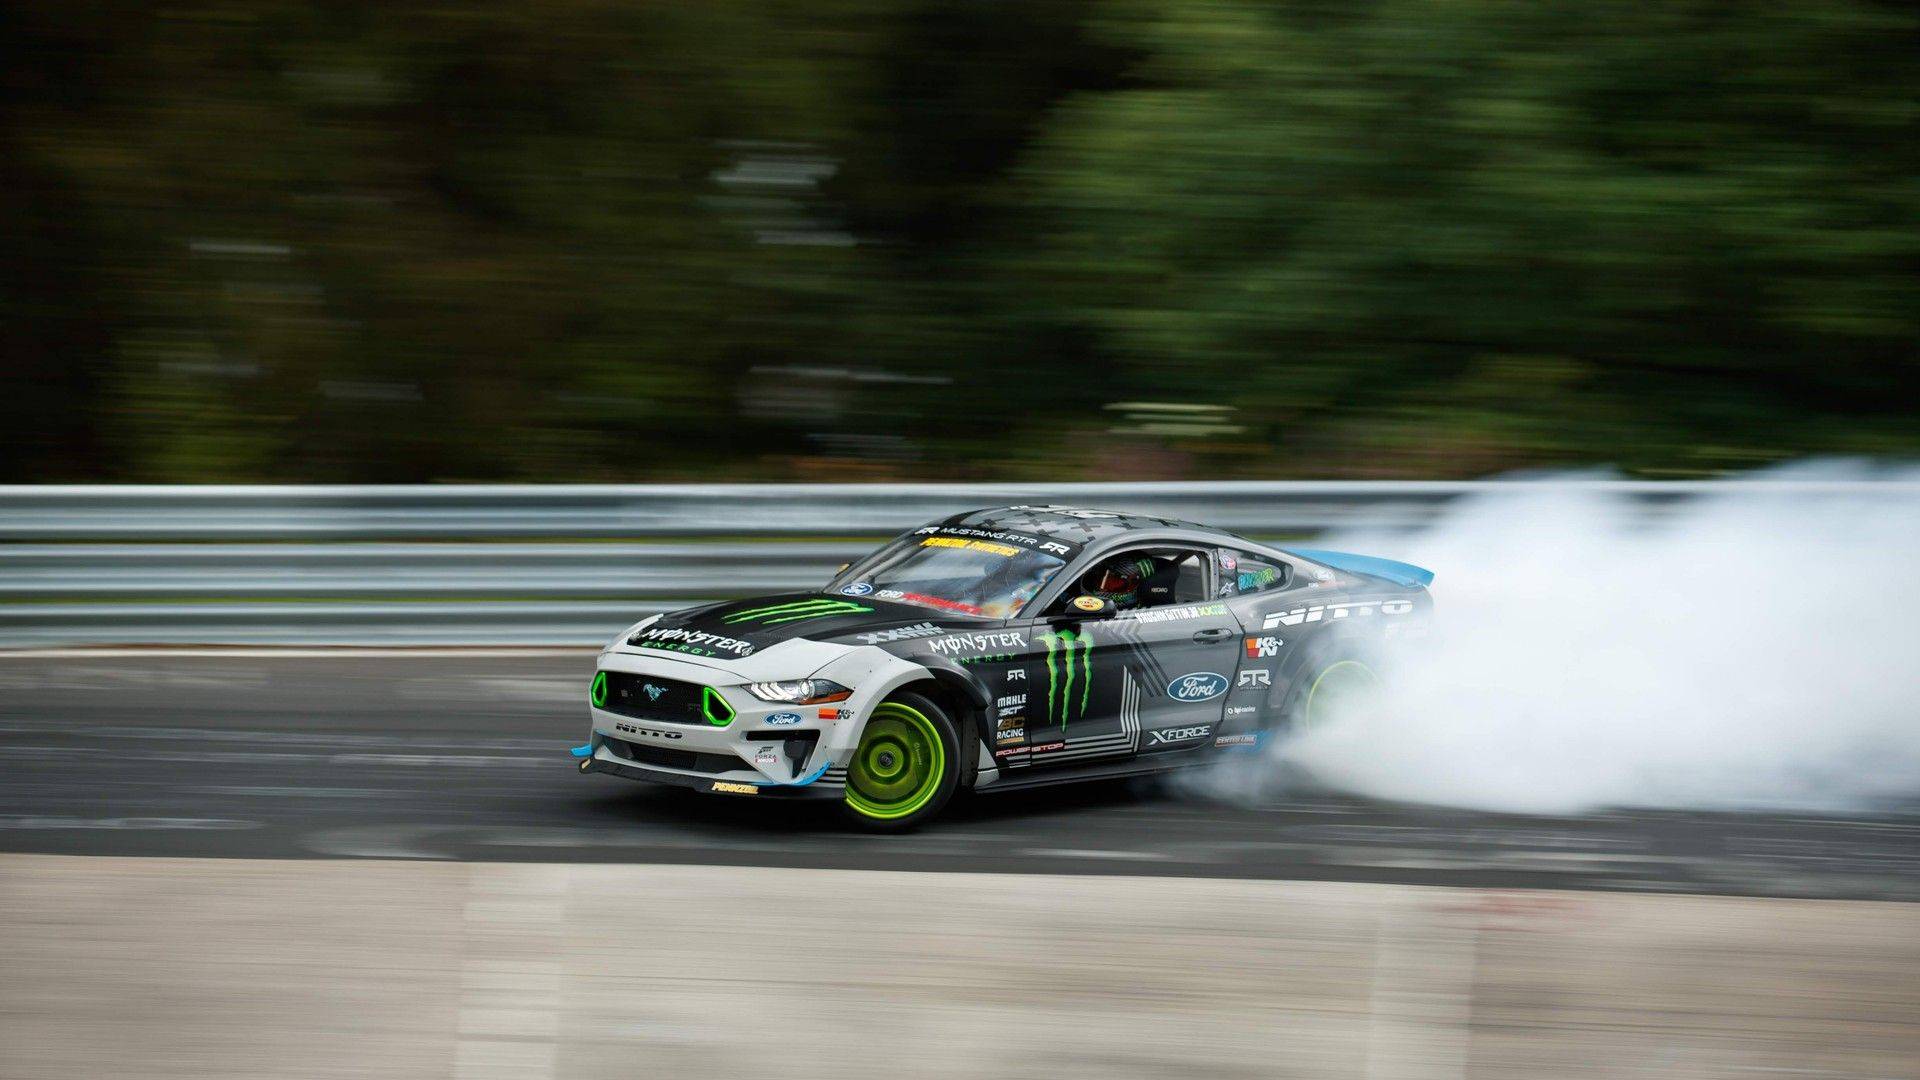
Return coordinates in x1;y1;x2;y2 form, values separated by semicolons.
1039;629;1094;726
722;599;874;626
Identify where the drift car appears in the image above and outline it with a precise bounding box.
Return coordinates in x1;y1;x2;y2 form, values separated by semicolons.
573;505;1432;829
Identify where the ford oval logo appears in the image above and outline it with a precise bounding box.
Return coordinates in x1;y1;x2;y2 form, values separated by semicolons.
1166;672;1229;702
840;582;874;596
766;712;802;726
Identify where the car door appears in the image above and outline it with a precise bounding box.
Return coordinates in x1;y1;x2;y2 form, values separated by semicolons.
998;544;1240;770
1213;545;1319;743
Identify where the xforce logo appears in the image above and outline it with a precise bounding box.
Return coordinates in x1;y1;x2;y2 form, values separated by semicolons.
1148;725;1212;746
1261;599;1413;630
614;723;682;740
1038;629;1094;727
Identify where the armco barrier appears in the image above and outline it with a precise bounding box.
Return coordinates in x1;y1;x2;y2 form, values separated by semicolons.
0;480;1907;645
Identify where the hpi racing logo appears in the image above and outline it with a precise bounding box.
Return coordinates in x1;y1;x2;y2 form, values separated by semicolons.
723;599;874;627
1038;629;1094;727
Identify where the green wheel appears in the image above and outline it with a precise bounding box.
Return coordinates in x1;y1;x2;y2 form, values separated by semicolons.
1300;658;1380;731
841;692;960;831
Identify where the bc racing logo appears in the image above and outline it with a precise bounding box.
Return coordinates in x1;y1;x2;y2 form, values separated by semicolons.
1038;629;1094;727
723;599;874;627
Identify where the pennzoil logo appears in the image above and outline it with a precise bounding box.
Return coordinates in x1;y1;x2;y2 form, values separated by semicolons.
1038;629;1093;727
723;599;874;627
710;781;759;795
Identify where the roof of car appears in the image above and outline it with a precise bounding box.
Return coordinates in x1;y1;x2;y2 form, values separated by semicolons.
938;505;1245;546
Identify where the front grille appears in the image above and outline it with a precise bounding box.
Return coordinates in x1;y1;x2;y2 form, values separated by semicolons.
596;672;726;725
602;736;742;775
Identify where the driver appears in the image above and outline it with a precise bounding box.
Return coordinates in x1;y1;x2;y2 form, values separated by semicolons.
1079;555;1159;611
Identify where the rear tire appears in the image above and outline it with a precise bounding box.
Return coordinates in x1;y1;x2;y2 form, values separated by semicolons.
1276;639;1382;737
839;691;961;832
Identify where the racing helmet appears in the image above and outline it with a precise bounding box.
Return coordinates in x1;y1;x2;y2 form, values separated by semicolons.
1080;556;1157;609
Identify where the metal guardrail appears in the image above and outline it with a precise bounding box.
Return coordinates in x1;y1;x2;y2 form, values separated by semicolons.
1;480;1912;646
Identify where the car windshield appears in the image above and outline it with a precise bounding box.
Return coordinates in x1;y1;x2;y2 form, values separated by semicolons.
833;534;1069;619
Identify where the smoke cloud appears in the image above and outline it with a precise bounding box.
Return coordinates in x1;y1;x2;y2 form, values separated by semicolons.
1261;462;1920;815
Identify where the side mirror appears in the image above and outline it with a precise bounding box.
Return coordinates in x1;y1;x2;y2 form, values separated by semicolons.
1063;594;1116;619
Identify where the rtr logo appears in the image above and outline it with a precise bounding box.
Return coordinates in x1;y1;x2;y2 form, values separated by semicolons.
1237;669;1271;688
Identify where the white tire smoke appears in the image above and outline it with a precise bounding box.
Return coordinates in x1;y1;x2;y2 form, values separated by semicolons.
1272;462;1920;814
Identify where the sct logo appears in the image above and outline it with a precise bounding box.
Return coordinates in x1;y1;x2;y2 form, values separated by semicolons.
1166;672;1229;702
1148;725;1212;745
765;712;802;726
1244;637;1280;659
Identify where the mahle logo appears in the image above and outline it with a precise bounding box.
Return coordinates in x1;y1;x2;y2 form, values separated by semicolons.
1038;629;1094;727
723;599;873;627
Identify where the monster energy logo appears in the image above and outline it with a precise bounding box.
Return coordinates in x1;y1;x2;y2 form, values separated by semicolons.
722;598;873;626
1038;629;1094;726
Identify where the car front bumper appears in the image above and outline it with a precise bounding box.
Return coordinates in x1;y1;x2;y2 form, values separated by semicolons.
577;744;849;798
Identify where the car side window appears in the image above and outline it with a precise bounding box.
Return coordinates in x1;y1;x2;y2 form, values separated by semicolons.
1049;547;1213;616
1218;549;1292;596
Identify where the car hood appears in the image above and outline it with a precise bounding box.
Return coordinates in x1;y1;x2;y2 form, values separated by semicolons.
621;592;989;661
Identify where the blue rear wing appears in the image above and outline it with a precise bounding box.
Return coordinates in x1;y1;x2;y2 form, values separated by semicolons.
1285;548;1434;588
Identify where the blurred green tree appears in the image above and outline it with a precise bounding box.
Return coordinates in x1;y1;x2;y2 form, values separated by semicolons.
0;0;1913;481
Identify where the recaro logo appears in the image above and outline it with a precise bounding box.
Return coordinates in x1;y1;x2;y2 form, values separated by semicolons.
1166;672;1228;702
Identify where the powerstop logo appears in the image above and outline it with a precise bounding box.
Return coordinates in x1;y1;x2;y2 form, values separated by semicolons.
633;626;754;657
1038;629;1093;726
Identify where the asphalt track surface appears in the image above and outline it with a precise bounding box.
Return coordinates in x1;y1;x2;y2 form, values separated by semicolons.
3;653;1917;900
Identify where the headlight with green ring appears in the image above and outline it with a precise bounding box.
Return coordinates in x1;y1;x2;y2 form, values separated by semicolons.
744;679;853;705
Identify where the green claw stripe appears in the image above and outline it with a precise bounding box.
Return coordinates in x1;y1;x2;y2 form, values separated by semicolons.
1038;629;1094;727
722;599;874;626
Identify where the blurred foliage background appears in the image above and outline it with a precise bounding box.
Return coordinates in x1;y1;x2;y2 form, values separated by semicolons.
3;1;1915;482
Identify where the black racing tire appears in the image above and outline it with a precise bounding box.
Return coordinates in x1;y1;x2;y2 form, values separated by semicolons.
838;690;962;832
1273;636;1384;738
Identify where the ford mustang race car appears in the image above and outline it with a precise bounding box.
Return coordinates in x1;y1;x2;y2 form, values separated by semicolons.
573;505;1432;829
